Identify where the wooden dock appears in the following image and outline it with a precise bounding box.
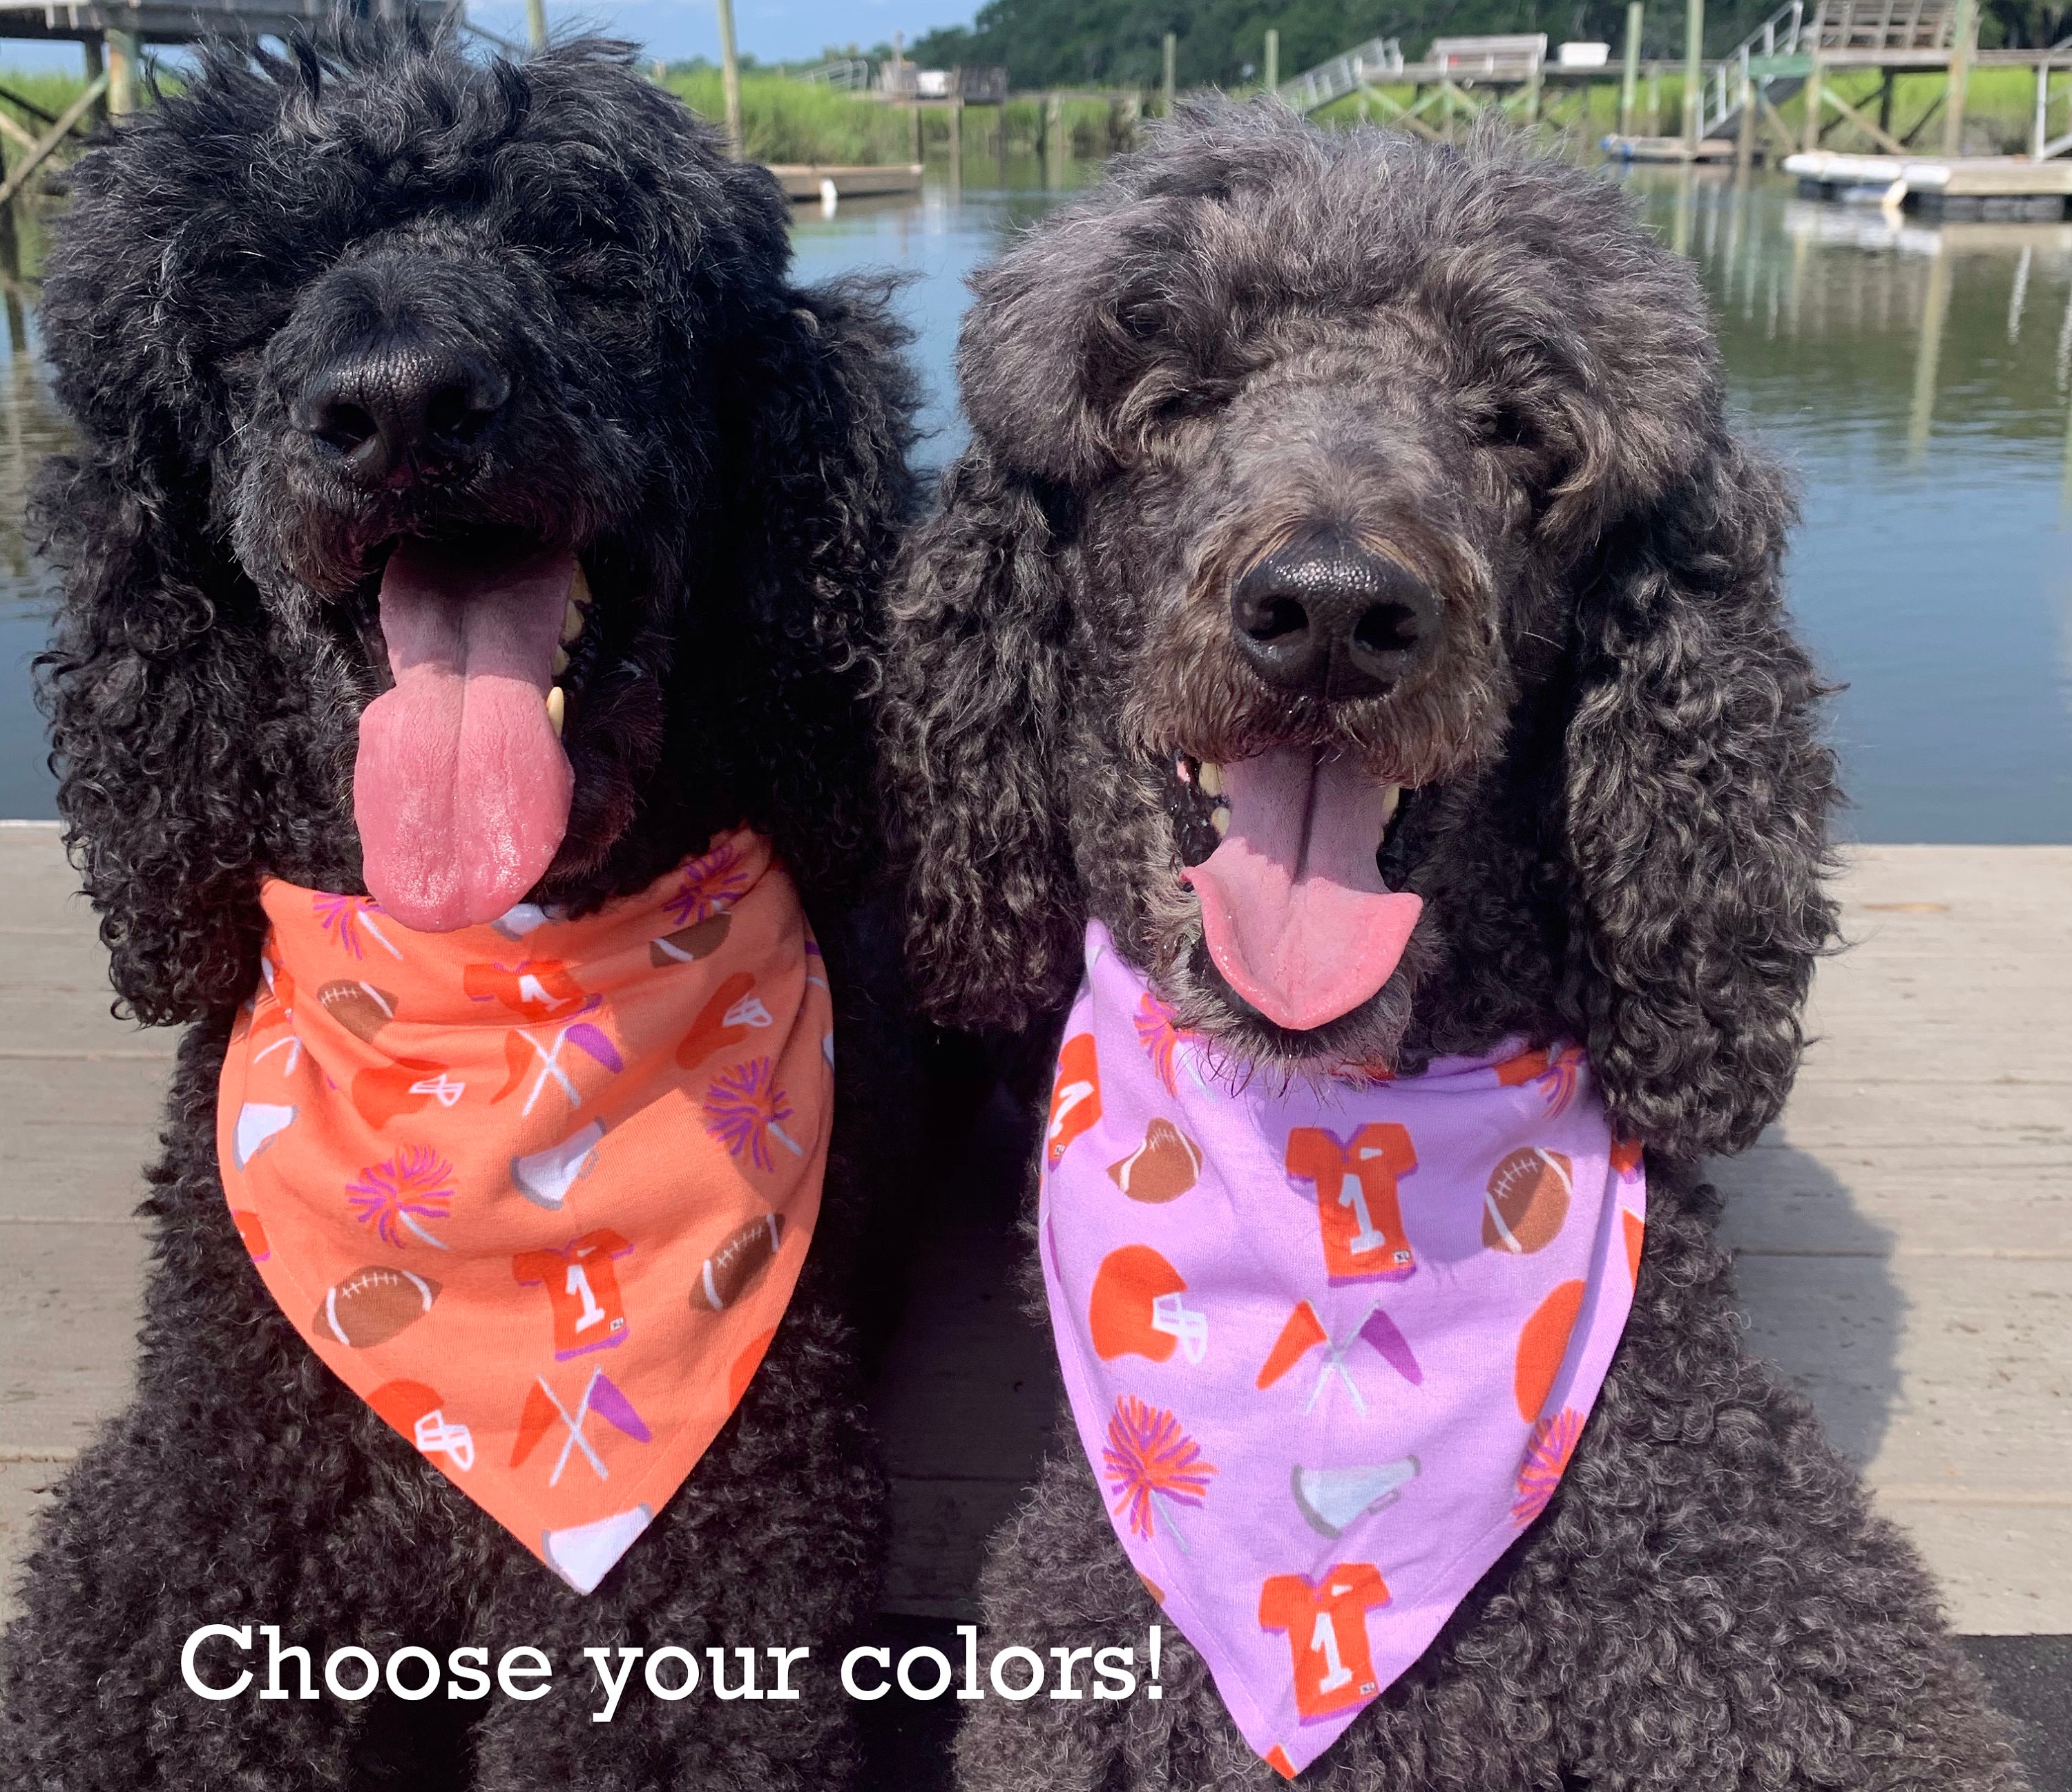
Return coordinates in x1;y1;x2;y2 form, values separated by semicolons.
1;826;2066;1639
765;162;924;203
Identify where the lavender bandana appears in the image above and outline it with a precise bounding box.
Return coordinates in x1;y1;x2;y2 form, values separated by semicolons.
1039;922;1647;1779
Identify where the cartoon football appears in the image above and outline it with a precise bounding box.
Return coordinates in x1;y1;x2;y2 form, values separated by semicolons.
311;1266;440;1348
1108;1118;1202;1203
1483;1147;1573;1255
696;1212;784;1311
318;980;399;1042
650;913;733;967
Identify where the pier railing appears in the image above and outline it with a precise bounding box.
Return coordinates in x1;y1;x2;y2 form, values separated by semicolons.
1276;37;1403;114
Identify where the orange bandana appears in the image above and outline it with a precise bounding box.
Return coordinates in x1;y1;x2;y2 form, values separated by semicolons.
215;830;831;1594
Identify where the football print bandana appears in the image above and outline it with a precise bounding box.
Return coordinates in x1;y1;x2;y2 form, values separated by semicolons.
217;829;831;1595
1040;922;1645;1778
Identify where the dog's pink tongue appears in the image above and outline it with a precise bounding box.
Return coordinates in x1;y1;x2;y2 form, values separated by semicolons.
1182;747;1421;1033
354;541;576;933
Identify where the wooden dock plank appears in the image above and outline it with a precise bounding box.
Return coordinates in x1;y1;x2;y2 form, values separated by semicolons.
0;832;2064;1635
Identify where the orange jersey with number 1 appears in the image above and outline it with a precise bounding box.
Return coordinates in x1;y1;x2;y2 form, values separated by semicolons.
1257;1565;1390;1722
512;1228;633;1361
1284;1123;1417;1284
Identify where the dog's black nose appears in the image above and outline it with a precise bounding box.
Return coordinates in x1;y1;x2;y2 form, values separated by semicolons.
1230;533;1440;700
294;344;509;489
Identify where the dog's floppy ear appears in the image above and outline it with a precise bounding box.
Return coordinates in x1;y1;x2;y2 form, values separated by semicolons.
33;452;282;1026
710;274;919;902
880;442;1083;1031
1562;421;1838;1162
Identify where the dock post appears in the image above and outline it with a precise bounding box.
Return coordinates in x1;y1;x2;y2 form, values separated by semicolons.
1265;29;1278;96
1045;91;1062;182
1620;3;1642;135
949;95;962;178
1682;0;1704;153
1736;57;1755;173
2035;59;2051;160
1647;62;1661;133
81;37;106;129
524;0;546;49
714;0;742;155
1941;0;1975;155
106;30;138;117
0;107;17;300
1162;32;1176;116
1525;52;1542;123
1801;54;1822;152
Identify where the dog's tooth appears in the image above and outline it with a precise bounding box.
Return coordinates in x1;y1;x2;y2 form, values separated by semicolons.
553;646;570;676
546;687;566;738
1211;806;1230;839
1380;784;1401;830
569;564;593;609
1198;761;1224;799
560;602;585;645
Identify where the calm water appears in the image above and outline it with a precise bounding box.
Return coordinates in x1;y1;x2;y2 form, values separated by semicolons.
3;166;2069;839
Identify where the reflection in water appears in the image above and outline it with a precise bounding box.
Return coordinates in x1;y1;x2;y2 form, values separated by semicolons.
0;313;74;818
1;168;2069;837
1618;170;2072;841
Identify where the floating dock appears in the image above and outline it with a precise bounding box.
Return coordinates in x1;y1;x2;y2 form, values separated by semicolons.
765;162;923;203
1785;149;2072;217
1604;133;1739;161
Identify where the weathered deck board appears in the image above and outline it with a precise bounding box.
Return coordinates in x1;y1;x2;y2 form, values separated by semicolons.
0;824;2065;1634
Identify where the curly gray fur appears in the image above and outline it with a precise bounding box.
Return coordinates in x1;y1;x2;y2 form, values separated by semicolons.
879;102;2026;1791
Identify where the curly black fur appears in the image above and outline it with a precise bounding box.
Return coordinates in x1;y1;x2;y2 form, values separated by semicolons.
3;26;918;1789
880;103;2026;1791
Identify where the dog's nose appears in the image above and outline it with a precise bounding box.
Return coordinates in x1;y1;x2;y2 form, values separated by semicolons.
1229;534;1440;700
294;345;509;489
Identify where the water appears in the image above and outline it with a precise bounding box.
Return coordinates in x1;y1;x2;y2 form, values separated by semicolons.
3;166;2069;840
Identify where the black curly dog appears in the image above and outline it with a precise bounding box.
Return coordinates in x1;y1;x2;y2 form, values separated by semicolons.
882;105;2029;1791
1;30;917;1791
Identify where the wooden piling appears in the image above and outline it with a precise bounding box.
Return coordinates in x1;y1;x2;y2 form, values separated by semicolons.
1682;0;1705;151
1737;61;1756;173
1620;3;1643;135
80;38;106;130
524;0;546;49
1265;28;1278;95
714;0;742;155
1801;53;1823;153
105;30;137;117
948;95;962;178
1941;0;1975;155
1162;32;1176;117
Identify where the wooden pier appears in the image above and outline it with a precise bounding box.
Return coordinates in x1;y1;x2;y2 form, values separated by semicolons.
1;821;2065;1640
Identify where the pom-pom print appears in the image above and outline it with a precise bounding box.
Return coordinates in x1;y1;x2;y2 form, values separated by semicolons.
1511;1407;1582;1525
1102;1395;1216;1547
702;1057;802;1172
345;1147;456;1250
666;840;751;928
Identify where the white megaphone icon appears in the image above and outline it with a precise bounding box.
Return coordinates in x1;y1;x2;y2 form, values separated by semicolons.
511;1120;605;1211
1290;1458;1420;1538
